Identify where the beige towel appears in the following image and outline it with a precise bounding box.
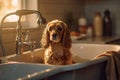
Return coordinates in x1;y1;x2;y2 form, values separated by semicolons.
95;51;120;80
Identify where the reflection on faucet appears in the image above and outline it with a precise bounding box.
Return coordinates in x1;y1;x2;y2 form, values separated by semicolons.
23;41;34;52
16;30;35;55
23;31;35;52
0;9;46;56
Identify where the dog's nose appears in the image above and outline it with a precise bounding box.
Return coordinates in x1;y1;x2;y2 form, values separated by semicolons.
52;33;57;38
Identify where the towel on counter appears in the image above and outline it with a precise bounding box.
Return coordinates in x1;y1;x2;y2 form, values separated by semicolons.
95;51;120;80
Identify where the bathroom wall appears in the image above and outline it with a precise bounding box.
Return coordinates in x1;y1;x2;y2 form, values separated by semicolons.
84;0;120;35
38;0;85;22
38;0;120;35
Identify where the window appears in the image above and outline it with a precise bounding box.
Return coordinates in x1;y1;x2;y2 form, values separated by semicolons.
0;0;38;28
0;0;22;22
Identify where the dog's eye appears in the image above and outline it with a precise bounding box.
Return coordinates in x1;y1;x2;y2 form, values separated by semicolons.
57;27;62;31
49;27;53;31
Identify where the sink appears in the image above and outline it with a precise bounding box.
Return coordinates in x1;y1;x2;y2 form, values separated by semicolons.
0;43;120;80
0;62;62;80
2;43;120;63
5;46;89;64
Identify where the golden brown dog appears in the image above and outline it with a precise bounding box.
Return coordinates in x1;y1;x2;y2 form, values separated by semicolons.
41;20;72;65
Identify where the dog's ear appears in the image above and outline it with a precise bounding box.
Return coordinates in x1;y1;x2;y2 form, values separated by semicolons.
41;27;50;48
61;22;71;49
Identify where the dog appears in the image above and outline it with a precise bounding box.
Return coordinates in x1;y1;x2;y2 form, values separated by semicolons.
41;20;72;65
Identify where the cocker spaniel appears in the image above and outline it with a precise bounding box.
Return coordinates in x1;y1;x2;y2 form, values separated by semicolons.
41;20;72;65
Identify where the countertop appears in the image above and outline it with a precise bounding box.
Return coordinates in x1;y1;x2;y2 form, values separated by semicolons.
72;36;120;44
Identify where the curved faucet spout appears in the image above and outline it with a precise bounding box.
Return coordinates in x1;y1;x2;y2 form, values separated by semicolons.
15;9;46;25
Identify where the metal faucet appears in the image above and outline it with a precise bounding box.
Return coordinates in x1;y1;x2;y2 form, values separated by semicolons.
0;9;46;56
23;31;35;52
15;29;33;55
16;30;35;55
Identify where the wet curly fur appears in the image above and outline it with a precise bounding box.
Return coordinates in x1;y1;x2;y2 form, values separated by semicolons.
41;20;72;65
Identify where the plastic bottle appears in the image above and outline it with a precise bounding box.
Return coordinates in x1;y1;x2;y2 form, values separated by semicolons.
78;16;87;35
93;12;103;37
103;9;112;36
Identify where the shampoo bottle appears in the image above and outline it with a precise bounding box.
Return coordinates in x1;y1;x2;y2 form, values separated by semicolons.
93;12;103;37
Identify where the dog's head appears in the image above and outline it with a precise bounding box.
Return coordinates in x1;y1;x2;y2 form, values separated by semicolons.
41;20;71;49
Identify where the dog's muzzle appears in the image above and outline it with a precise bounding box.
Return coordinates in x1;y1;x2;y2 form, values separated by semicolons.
52;33;58;39
50;32;60;42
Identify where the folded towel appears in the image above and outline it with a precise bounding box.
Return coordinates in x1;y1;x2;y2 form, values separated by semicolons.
95;51;120;80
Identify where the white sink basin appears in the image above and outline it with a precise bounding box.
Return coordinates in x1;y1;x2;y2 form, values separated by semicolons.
71;43;120;59
1;43;120;80
2;43;120;63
